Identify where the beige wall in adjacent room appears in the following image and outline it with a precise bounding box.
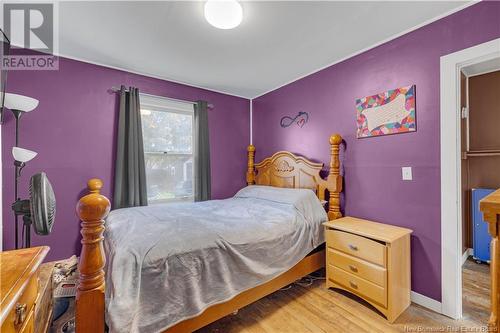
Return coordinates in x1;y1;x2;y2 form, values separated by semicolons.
469;71;500;151
463;70;500;251
468;70;500;189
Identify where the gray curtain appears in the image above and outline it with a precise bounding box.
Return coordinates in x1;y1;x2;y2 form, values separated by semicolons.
194;101;211;201
113;86;148;209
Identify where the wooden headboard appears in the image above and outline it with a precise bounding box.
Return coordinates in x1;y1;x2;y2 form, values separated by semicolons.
245;134;343;220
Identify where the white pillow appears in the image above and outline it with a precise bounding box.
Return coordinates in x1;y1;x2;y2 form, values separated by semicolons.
234;185;327;224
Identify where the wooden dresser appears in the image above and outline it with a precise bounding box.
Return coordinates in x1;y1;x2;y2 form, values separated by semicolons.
1;246;50;333
324;217;412;322
480;188;500;332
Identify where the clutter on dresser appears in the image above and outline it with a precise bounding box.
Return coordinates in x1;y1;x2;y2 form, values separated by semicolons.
50;256;79;333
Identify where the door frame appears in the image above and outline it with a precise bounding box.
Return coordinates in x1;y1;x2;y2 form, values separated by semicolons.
440;37;500;319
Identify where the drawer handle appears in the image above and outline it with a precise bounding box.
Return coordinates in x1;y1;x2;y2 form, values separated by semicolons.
348;244;358;251
348;265;358;272
349;281;358;289
15;303;27;326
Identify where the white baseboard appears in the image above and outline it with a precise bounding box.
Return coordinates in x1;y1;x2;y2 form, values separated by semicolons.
411;291;442;314
462;248;474;266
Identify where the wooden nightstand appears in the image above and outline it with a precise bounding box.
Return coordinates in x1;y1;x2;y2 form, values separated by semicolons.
1;246;50;333
323;217;412;322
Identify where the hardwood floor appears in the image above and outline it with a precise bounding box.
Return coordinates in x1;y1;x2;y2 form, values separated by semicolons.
462;258;490;324
196;261;490;333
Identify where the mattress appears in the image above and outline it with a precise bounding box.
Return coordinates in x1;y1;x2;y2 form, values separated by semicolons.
104;185;327;333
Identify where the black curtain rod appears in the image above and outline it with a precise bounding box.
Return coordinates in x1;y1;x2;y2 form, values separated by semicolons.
110;86;214;109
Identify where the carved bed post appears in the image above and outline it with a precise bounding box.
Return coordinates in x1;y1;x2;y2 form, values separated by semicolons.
247;144;256;185
327;134;343;220
75;178;110;333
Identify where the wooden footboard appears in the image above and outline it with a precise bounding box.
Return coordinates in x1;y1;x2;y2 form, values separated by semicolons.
75;179;110;333
74;134;343;333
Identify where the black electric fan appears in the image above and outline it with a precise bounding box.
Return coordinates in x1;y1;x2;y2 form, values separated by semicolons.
12;172;56;247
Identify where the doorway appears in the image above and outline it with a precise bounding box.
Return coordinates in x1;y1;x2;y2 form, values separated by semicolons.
459;65;500;324
440;38;500;320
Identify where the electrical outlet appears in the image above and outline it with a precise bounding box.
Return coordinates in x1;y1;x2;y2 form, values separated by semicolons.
402;167;412;181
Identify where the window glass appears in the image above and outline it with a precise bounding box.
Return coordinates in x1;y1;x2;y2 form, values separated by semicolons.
140;97;194;203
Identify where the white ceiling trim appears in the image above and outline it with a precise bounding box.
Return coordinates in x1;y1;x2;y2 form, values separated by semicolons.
252;0;478;99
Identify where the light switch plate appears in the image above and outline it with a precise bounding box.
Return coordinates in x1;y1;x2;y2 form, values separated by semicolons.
402;167;412;181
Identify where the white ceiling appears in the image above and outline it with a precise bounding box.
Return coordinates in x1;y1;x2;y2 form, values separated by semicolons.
59;1;472;98
462;57;500;77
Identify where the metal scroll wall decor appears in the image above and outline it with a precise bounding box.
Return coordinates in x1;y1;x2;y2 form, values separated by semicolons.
280;111;309;128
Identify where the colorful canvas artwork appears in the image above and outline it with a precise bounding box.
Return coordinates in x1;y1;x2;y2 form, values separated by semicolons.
356;85;416;138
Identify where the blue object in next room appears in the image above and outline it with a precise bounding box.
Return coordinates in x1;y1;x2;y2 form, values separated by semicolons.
472;188;495;263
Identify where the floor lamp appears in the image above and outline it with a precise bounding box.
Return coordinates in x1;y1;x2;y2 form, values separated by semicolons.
4;92;39;248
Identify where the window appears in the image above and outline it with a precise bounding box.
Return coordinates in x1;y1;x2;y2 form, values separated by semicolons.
140;94;195;203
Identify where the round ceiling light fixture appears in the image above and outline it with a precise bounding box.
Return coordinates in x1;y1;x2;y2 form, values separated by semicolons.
204;0;243;30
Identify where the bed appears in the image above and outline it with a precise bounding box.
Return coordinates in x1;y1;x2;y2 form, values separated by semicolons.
74;133;343;333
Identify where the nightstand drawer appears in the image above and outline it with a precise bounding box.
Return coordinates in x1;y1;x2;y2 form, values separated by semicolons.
324;217;412;322
1;247;49;333
328;265;387;308
326;229;386;266
327;248;386;287
19;308;34;333
1;274;38;333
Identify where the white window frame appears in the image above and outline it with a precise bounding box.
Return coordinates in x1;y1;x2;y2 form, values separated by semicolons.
140;93;195;203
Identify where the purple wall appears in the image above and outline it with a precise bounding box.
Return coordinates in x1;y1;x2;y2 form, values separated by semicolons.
2;57;249;261
253;2;500;301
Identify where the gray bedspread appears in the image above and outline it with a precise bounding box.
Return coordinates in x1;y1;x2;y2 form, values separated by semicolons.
104;186;327;333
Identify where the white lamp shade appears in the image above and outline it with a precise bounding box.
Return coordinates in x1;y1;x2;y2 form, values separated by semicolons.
4;93;39;112
204;0;243;29
12;147;38;163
